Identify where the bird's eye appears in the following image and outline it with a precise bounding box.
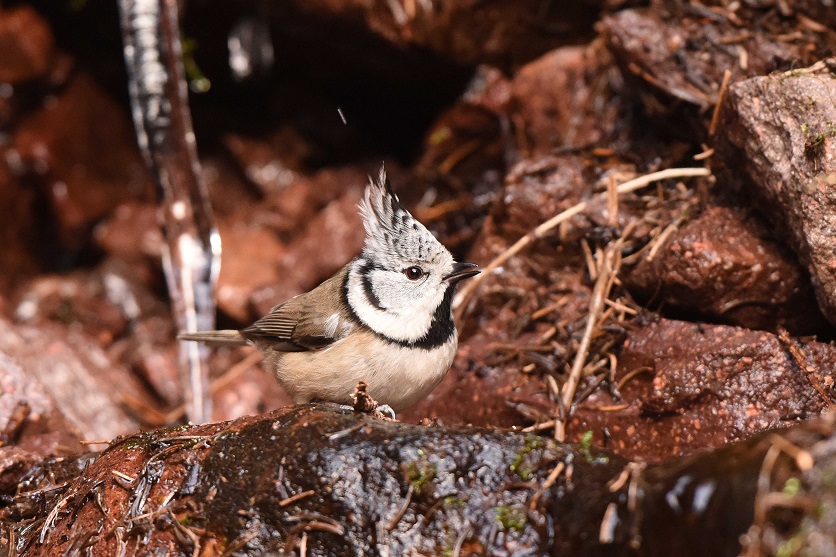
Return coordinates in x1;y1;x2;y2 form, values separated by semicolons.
404;266;424;280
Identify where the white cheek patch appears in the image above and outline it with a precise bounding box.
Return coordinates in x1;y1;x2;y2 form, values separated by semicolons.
347;268;439;343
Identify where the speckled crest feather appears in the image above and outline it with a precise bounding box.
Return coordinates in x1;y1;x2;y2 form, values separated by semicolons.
359;167;447;268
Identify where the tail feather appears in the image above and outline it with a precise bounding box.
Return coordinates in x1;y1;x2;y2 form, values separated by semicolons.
178;330;247;345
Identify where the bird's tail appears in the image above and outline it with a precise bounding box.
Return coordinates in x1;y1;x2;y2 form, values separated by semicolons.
177;330;247;345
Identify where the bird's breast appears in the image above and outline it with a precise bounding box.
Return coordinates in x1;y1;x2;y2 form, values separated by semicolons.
268;329;457;412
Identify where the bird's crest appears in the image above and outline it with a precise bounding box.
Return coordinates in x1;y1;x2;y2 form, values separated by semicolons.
359;167;445;265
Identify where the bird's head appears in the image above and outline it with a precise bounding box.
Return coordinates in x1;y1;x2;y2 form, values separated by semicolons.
345;167;479;346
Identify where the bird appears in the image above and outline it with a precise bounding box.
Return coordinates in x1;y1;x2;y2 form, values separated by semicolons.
179;167;480;415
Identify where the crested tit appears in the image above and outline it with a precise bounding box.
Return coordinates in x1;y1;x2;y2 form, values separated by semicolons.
180;168;479;413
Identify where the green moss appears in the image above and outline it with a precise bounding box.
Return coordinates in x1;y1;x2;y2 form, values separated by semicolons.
803;120;836;156
443;495;465;508
783;477;801;497
577;431;609;464
776;534;803;557
406;461;437;491
579;430;594;452
495;505;526;532
123;432;154;450
510;435;546;480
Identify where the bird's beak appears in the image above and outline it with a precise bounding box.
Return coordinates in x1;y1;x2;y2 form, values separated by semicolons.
443;261;480;283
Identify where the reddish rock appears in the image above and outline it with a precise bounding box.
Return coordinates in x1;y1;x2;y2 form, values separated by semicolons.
11;72;149;254
718;61;836;325
11;405;836;557
406;67;509;250
210;354;291;422
601;2;835;127
12;259;169;346
0;317;152;443
251;183;366;315
509;43;628;156
0;6;54;83
289;0;599;69
624;205;827;334
0;163;39;288
0;351;83;457
571;318;836;462
216;214;286;323
493;154;596;240
222;128;311;195
93;201;163;262
0;6;73;127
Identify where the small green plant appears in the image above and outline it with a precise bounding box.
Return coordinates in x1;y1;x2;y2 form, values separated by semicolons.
782;477;801;497
495;505;526;532
442;495;465;508
578;430;609;464
405;461;437;492
509;435;546;480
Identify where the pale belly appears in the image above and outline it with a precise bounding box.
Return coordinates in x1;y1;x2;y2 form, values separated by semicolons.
266;331;457;413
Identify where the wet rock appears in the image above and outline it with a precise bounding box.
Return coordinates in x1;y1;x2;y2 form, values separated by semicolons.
260;166;369;241
93;201;163;262
493;154;597;240
407;67;509;252
0;352;82;456
12;259;169;347
0;162;39;288
717;61;836;325
0;6;73;127
623;205;827;334
403;203;595;427
222;129;309;195
509;43;629;157
216;214;286;323
250;181;366;316
209;352;290;422
10;405;836;556
11;72;149;257
0;6;54;83
601;2;836;132
0;316;153;443
289;0;599;69
571;317;836;462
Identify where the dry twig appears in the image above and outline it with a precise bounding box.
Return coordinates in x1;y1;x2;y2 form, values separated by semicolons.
386;485;414;532
555;216;635;442
528;461;566;511
709;69;732;137
777;327;834;409
279;489;316;508
453;167;711;318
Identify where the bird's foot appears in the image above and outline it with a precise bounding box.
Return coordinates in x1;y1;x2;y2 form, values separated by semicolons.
351;381;396;420
375;404;396;420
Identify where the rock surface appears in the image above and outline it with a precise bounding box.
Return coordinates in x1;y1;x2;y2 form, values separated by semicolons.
718;61;836;325
572;317;836;462
623;205;826;333
6;405;836;556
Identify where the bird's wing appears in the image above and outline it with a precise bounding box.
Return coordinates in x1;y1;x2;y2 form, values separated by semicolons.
240;269;351;352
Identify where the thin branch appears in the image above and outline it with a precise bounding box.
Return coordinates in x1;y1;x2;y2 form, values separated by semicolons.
453;167;711;318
